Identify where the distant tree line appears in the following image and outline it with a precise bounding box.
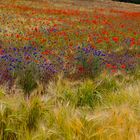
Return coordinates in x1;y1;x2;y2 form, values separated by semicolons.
113;0;140;4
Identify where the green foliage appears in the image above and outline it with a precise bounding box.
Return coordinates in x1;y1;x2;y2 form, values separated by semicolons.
52;75;120;108
18;68;38;98
3;128;18;140
26;97;45;132
0;78;139;140
76;80;102;108
0;103;19;140
0;89;5;98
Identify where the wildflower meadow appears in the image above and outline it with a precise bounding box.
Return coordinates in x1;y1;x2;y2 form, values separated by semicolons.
0;0;140;139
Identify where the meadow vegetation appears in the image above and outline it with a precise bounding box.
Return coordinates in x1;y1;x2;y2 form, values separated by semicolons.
0;74;140;140
0;0;140;139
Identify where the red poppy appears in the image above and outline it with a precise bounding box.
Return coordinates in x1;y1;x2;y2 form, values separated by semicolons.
35;27;38;32
78;66;84;73
104;37;110;43
133;32;137;35
102;30;108;35
130;41;135;47
121;64;126;69
106;63;112;68
130;38;135;47
92;20;97;24
112;37;119;43
112;65;117;69
42;50;51;55
16;34;20;38
32;41;36;45
97;39;102;43
120;24;124;28
0;49;4;55
111;69;117;73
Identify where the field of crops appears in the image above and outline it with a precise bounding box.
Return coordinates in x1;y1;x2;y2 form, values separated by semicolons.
0;0;140;139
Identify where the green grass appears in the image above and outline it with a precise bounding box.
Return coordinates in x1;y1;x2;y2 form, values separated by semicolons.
0;74;140;140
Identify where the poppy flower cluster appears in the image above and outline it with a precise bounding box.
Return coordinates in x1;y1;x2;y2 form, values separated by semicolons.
0;0;139;83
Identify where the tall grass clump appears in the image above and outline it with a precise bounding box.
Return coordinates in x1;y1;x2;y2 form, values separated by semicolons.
76;79;102;108
0;79;140;140
47;73;121;108
17;67;38;99
0;102;19;140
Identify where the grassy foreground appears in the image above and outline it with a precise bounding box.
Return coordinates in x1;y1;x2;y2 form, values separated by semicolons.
0;73;140;140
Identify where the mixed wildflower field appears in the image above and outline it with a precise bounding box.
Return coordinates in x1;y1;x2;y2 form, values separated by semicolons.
0;0;140;139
